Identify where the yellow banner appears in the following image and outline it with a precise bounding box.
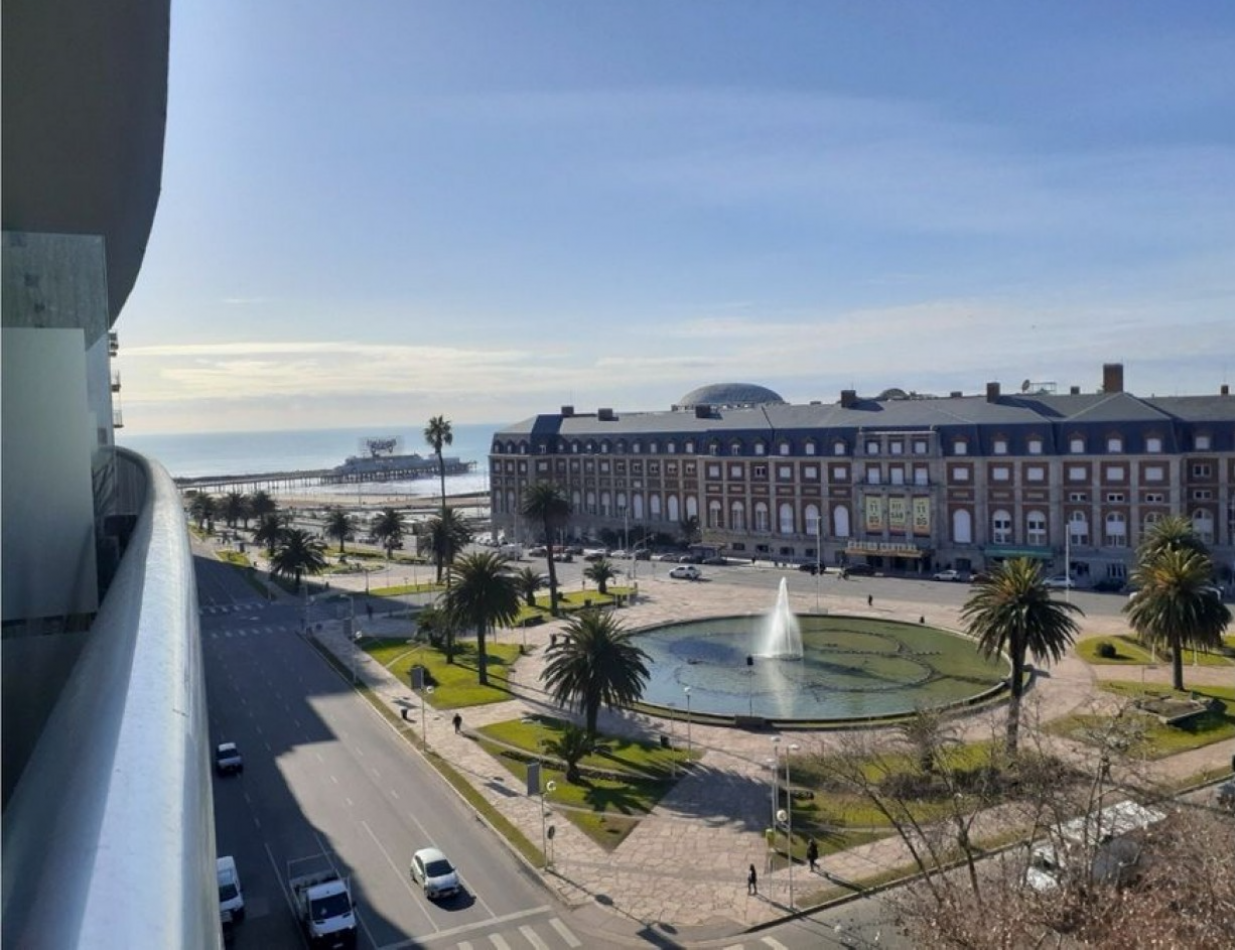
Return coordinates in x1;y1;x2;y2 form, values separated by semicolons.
888;496;907;531
864;496;884;532
913;497;931;536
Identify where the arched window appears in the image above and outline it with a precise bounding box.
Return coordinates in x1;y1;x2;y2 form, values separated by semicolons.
600;491;612;517
685;496;698;520
952;508;972;544
833;505;851;538
779;503;795;535
804;504;821;537
1104;512;1127;547
1026;510;1047;546
616;491;627;516
649;494;662;521
667;495;680;523
779;441;791;456
730;440;743;456
992;509;1013;545
1069;511;1088;546
1192;509;1215;544
632;493;645;519
708;499;723;529
754;502;770;532
585;490;597;515
731;501;746;531
506;489;516;514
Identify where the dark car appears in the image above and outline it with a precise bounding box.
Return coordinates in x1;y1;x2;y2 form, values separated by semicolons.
841;564;875;577
1091;577;1124;593
215;742;243;775
797;562;825;575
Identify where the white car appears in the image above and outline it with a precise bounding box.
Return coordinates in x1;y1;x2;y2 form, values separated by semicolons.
1043;575;1087;590
216;855;245;921
669;565;701;581
932;569;968;582
410;847;461;900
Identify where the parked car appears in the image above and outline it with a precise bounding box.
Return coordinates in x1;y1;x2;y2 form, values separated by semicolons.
526;545;548;557
609;549;631;559
969;571;993;584
582;549;609;562
701;555;729;566
798;562;821;575
932;569;969;582
657;553;682;562
217;855;245;922
1091;577;1125;593
677;553;704;564
841;564;875;577
1044;574;1089;590
632;548;652;560
669;565;702;581
215;742;243;776
410;847;461;900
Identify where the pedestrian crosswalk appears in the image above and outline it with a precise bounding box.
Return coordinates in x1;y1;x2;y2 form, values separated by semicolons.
206;625;296;639
200;601;271;615
402;917;790;950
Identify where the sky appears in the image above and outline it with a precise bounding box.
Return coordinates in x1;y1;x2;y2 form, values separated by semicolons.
117;1;1235;435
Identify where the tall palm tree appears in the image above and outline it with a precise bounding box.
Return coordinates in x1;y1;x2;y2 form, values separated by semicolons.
370;507;405;557
248;490;277;523
1137;514;1210;565
513;566;545;607
542;609;651;738
961;557;1082;755
425;507;472;584
270;528;328;591
188;492;216;529
221;491;246;528
520;482;571;616
424;415;453;514
583;558;618;595
415;603;457;658
323;507;356;554
1125;547;1230;691
679;515;701;546
254;512;287;555
443;551;520;685
542;724;593;784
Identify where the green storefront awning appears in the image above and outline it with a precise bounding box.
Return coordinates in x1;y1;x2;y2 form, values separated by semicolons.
982;546;1054;559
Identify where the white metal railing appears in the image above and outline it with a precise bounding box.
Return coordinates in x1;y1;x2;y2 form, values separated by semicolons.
1;450;219;949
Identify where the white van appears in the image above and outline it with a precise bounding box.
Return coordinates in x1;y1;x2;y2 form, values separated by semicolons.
217;855;245;921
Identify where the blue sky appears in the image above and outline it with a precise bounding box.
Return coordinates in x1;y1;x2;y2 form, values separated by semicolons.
118;2;1235;434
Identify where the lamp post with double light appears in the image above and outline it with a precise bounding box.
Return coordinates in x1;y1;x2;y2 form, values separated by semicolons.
776;741;801;909
683;686;693;758
541;779;557;869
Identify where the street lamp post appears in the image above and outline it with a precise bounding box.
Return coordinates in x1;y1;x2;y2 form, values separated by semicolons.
540;779;557;869
419;684;435;750
684;686;692;758
776;741;801;909
814;512;822;612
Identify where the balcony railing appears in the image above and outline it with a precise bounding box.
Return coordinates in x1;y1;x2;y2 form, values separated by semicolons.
1;450;219;949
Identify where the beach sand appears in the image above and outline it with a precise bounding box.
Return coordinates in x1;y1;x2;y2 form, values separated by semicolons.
277;489;490;517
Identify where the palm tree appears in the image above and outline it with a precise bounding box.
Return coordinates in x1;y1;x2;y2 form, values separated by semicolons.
543;724;593;784
960;557;1082;755
542;609;651;738
583;558;617;595
269;528;328;591
221;491;246;528
370;507;405;557
415;603;457;658
323;507;356;554
424;507;472;584
424;415;453;514
1125;547;1230;691
254;512;287;555
248;490;277;523
513;566;545;607
1137;514;1210;565
679;515;701;546
188;492;216;529
443;551;520;684
520;482;571;616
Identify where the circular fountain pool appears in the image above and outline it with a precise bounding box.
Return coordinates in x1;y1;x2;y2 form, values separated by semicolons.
637;613;1010;724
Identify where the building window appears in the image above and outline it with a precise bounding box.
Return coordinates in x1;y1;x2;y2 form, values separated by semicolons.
684;441;694;454
1026;510;1047;546
867;468;882;485
866;440;880;455
913;439;928;455
1027;466;1046;482
914;466;929;486
1106;492;1125;503
803;465;819;481
730;441;743;456
708;499;723;529
833;504;851;538
666;441;676;454
992;466;1011;482
992;510;1013;545
1028;438;1043;455
779;442;791;456
1144;465;1165;482
754;442;767;456
953;439;968;455
952;508;973;544
1144;491;1165;504
1069;512;1089;546
631;441;641;454
753;464;767;479
1193;509;1215;544
993;438;1009;455
1107;436;1123;453
951;466;970;482
731;501;746;531
536;460;549;474
805;504;821;536
778;465;793;480
650;441;659;454
1194;489;1213;501
1069;491;1088;502
832;465;848;481
1068;466;1087;482
1192;463;1212;478
1104;512;1128;547
1145;436;1163;453
1070;437;1085;454
779;503;795;535
890;441;904;455
730;464;744;479
805;441;817;456
685;462;696;475
833;440;847;456
707;463;721;479
890;467;905;486
754;502;770;532
1195;434;1211;450
1105;465;1125;481
665;462;677;476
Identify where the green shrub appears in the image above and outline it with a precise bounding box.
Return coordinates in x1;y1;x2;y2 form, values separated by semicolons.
1096;641;1118;659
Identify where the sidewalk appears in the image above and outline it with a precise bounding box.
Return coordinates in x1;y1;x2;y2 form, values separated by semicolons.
255;551;1235;944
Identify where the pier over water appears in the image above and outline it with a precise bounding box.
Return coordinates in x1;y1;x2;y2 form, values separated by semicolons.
175;458;475;495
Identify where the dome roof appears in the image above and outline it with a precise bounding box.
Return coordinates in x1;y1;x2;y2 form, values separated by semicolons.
674;382;786;410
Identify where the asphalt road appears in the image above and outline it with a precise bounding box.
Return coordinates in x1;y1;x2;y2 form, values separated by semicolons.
199;555;579;950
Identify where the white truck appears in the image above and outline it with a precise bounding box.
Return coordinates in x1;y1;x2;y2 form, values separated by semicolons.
288;856;357;949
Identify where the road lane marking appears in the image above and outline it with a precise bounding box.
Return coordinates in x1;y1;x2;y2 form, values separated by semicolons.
390;789;399;800
519;924;550;950
548;918;582;947
488;935;512;950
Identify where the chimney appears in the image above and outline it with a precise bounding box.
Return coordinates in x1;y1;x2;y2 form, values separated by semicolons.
1222;384;1230;396
694;405;711;419
1070;385;1081;395
840;389;857;408
1102;363;1124;394
949;390;963;398
598;407;615;421
985;382;1001;403
561;405;574;417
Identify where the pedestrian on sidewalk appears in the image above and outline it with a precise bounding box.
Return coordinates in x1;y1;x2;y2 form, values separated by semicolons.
452;713;463;734
747;864;758;895
807;838;819;872
867;594;873;607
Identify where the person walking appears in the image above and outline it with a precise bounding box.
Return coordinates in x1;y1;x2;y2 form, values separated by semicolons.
867;593;873;607
747;863;758;895
452;713;462;734
807;838;819;872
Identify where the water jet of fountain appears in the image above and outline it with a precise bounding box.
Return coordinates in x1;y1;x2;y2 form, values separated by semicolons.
757;578;804;659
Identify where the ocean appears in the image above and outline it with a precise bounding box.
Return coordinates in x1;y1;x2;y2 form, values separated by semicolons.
119;423;498;501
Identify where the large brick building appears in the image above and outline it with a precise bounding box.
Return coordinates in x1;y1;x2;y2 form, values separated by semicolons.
488;364;1235;588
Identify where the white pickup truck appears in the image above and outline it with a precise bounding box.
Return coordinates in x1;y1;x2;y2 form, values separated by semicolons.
1025;800;1165;892
288;856;357;948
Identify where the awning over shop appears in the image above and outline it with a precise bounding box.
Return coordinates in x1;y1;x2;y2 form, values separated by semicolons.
982;545;1054;560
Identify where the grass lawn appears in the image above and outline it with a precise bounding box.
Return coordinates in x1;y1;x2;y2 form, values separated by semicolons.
361;638;523;709
1076;633;1235;667
1046;680;1235;757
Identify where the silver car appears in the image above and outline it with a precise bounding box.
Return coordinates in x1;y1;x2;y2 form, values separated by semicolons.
410;847;461;900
